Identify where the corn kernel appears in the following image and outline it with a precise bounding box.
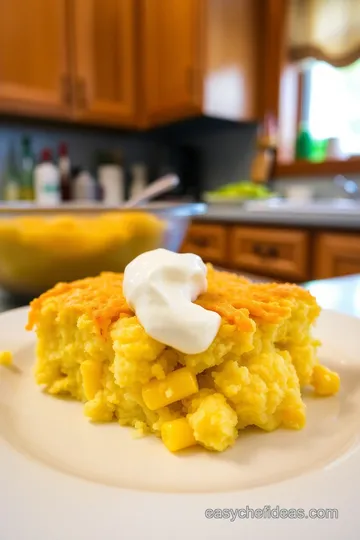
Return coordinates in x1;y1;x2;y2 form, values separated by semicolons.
0;351;12;367
161;417;197;452
81;360;102;400
142;367;198;410
312;365;340;396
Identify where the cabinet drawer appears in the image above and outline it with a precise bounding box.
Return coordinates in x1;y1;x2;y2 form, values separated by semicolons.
315;233;360;278
181;223;227;263
230;226;309;281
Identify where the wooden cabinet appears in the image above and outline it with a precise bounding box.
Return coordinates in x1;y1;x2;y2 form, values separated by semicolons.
0;0;137;126
230;226;309;281
141;0;260;126
181;222;309;281
181;223;228;264
182;222;360;282
0;0;261;127
0;0;71;118
141;0;202;124
315;233;360;279
72;0;137;126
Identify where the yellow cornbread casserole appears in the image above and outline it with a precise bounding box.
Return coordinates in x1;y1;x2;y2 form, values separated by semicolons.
27;266;340;453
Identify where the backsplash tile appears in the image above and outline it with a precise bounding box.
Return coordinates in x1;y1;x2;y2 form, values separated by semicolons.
1;118;359;199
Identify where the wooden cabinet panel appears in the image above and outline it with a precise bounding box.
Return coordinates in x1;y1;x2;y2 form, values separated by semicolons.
203;0;260;120
315;233;360;279
142;0;260;126
142;0;203;123
181;223;227;264
0;0;260;127
230;226;309;281
0;0;71;118
73;0;137;125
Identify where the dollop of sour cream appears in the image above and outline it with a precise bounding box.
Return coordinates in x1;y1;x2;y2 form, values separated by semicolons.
123;248;221;354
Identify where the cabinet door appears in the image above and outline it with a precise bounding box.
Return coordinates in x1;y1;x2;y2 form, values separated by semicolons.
181;223;228;264
142;0;203;124
315;233;360;279
0;0;71;118
230;226;309;281
73;0;137;126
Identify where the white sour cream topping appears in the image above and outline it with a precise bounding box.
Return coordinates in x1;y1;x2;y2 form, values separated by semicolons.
123;248;221;354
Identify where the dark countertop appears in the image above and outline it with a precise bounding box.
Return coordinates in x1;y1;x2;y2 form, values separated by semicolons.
1;274;359;318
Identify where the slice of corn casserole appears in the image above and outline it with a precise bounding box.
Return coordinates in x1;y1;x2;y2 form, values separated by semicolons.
27;265;340;453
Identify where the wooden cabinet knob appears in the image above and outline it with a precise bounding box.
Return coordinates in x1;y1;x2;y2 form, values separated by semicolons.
253;243;279;258
76;78;87;109
192;236;209;248
186;67;196;96
60;75;72;106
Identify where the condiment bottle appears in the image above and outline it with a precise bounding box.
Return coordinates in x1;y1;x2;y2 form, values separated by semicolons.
34;149;61;206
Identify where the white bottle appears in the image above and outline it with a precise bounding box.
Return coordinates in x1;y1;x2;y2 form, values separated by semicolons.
130;163;147;199
34;149;61;206
72;170;96;202
98;164;125;205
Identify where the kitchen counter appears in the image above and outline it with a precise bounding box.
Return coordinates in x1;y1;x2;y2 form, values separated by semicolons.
196;204;360;229
0;274;358;318
304;274;360;318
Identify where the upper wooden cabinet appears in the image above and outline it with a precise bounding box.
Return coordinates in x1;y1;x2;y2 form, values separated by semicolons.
0;0;71;118
141;0;202;124
141;0;261;126
0;0;261;127
72;0;137;126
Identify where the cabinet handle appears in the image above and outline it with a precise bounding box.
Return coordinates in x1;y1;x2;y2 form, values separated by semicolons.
76;78;87;109
60;75;72;106
192;236;209;248
186;67;196;96
253;243;279;258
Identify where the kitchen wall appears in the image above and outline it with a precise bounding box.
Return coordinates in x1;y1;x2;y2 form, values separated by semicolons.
0;118;257;195
1;118;359;197
154;119;257;190
0;120;158;178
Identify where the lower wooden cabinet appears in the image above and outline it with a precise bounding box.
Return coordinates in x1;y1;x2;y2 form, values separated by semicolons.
180;223;227;264
315;233;360;279
182;221;360;281
230;226;309;281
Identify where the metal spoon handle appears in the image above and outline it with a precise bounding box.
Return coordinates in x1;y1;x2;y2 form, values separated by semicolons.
124;174;180;208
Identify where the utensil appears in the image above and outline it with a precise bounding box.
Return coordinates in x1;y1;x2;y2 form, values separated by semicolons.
124;174;180;208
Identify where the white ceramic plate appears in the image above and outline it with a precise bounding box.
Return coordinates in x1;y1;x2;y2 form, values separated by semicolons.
1;307;360;539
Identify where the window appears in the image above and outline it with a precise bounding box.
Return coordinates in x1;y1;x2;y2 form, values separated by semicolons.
306;59;360;158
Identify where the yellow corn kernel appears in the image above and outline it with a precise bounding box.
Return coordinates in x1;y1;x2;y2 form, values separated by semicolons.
81;360;102;400
312;365;340;396
0;351;12;367
161;417;197;452
142;367;198;411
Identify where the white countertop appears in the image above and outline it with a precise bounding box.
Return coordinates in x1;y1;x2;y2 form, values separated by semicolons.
304;274;360;318
196;204;360;229
218;269;360;318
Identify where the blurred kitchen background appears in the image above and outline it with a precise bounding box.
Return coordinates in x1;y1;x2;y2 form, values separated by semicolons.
1;0;360;287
